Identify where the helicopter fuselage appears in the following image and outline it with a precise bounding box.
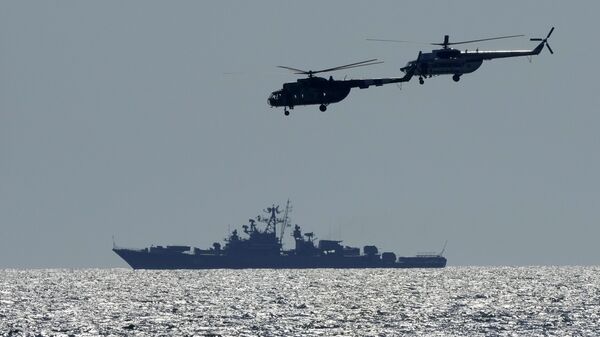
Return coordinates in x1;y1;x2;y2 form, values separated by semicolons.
402;42;545;79
268;77;352;109
269;58;416;114
409;53;484;77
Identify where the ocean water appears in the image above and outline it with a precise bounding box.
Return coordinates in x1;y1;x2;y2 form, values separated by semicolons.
1;267;599;336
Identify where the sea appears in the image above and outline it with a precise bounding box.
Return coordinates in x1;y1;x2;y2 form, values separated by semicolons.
1;267;599;337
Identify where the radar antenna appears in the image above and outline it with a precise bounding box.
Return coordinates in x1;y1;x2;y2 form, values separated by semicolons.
259;203;284;236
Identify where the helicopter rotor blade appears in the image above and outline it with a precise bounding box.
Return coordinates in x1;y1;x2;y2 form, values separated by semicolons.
546;27;555;39
278;59;384;77
314;59;379;74
366;38;411;43
366;38;426;45
546;43;554;54
277;65;309;74
320;60;384;72
530;38;543;41
433;34;524;46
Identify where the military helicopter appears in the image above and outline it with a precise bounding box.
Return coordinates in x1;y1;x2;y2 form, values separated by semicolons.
268;59;415;115
369;27;554;85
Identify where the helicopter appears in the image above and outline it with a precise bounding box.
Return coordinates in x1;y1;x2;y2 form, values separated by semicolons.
268;59;415;115
369;27;554;85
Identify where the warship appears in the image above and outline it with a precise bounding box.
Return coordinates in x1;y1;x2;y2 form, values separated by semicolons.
113;201;447;269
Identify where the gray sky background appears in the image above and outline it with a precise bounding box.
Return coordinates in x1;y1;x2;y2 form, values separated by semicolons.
1;1;598;268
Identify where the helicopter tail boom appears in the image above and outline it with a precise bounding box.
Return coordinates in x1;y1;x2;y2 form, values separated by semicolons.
460;27;554;60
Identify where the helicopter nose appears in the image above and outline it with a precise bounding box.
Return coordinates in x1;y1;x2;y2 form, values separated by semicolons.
268;92;281;107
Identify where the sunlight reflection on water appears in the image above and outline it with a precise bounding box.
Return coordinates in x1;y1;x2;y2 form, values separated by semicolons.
1;267;599;336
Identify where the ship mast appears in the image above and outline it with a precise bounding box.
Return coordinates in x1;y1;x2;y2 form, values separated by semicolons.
279;199;292;243
255;201;292;243
259;204;283;237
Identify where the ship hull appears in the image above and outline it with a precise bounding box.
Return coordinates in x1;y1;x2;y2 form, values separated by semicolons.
113;248;446;269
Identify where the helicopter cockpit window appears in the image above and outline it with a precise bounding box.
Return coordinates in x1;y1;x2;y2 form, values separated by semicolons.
269;92;281;101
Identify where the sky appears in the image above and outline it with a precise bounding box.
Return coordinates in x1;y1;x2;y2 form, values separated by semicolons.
1;1;598;268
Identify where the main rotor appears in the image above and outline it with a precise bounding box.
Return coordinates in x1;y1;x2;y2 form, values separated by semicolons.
432;34;524;49
367;34;524;50
278;59;383;78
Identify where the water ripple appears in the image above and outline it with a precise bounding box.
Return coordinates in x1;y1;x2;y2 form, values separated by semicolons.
1;267;599;336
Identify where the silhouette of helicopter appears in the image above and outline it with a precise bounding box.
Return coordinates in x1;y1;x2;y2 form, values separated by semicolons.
369;27;554;85
268;59;415;115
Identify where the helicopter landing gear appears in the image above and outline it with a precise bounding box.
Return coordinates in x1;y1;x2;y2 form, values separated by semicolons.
419;76;424;85
452;74;461;82
319;104;327;112
284;106;293;116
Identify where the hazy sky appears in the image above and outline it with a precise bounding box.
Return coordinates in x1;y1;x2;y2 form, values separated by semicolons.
1;1;598;267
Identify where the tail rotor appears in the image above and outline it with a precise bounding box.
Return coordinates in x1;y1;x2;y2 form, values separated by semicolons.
530;27;555;54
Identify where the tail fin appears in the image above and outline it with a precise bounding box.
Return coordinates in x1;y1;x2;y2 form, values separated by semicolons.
530;27;554;55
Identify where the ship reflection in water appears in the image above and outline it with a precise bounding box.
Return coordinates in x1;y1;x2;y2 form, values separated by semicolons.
113;201;446;269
